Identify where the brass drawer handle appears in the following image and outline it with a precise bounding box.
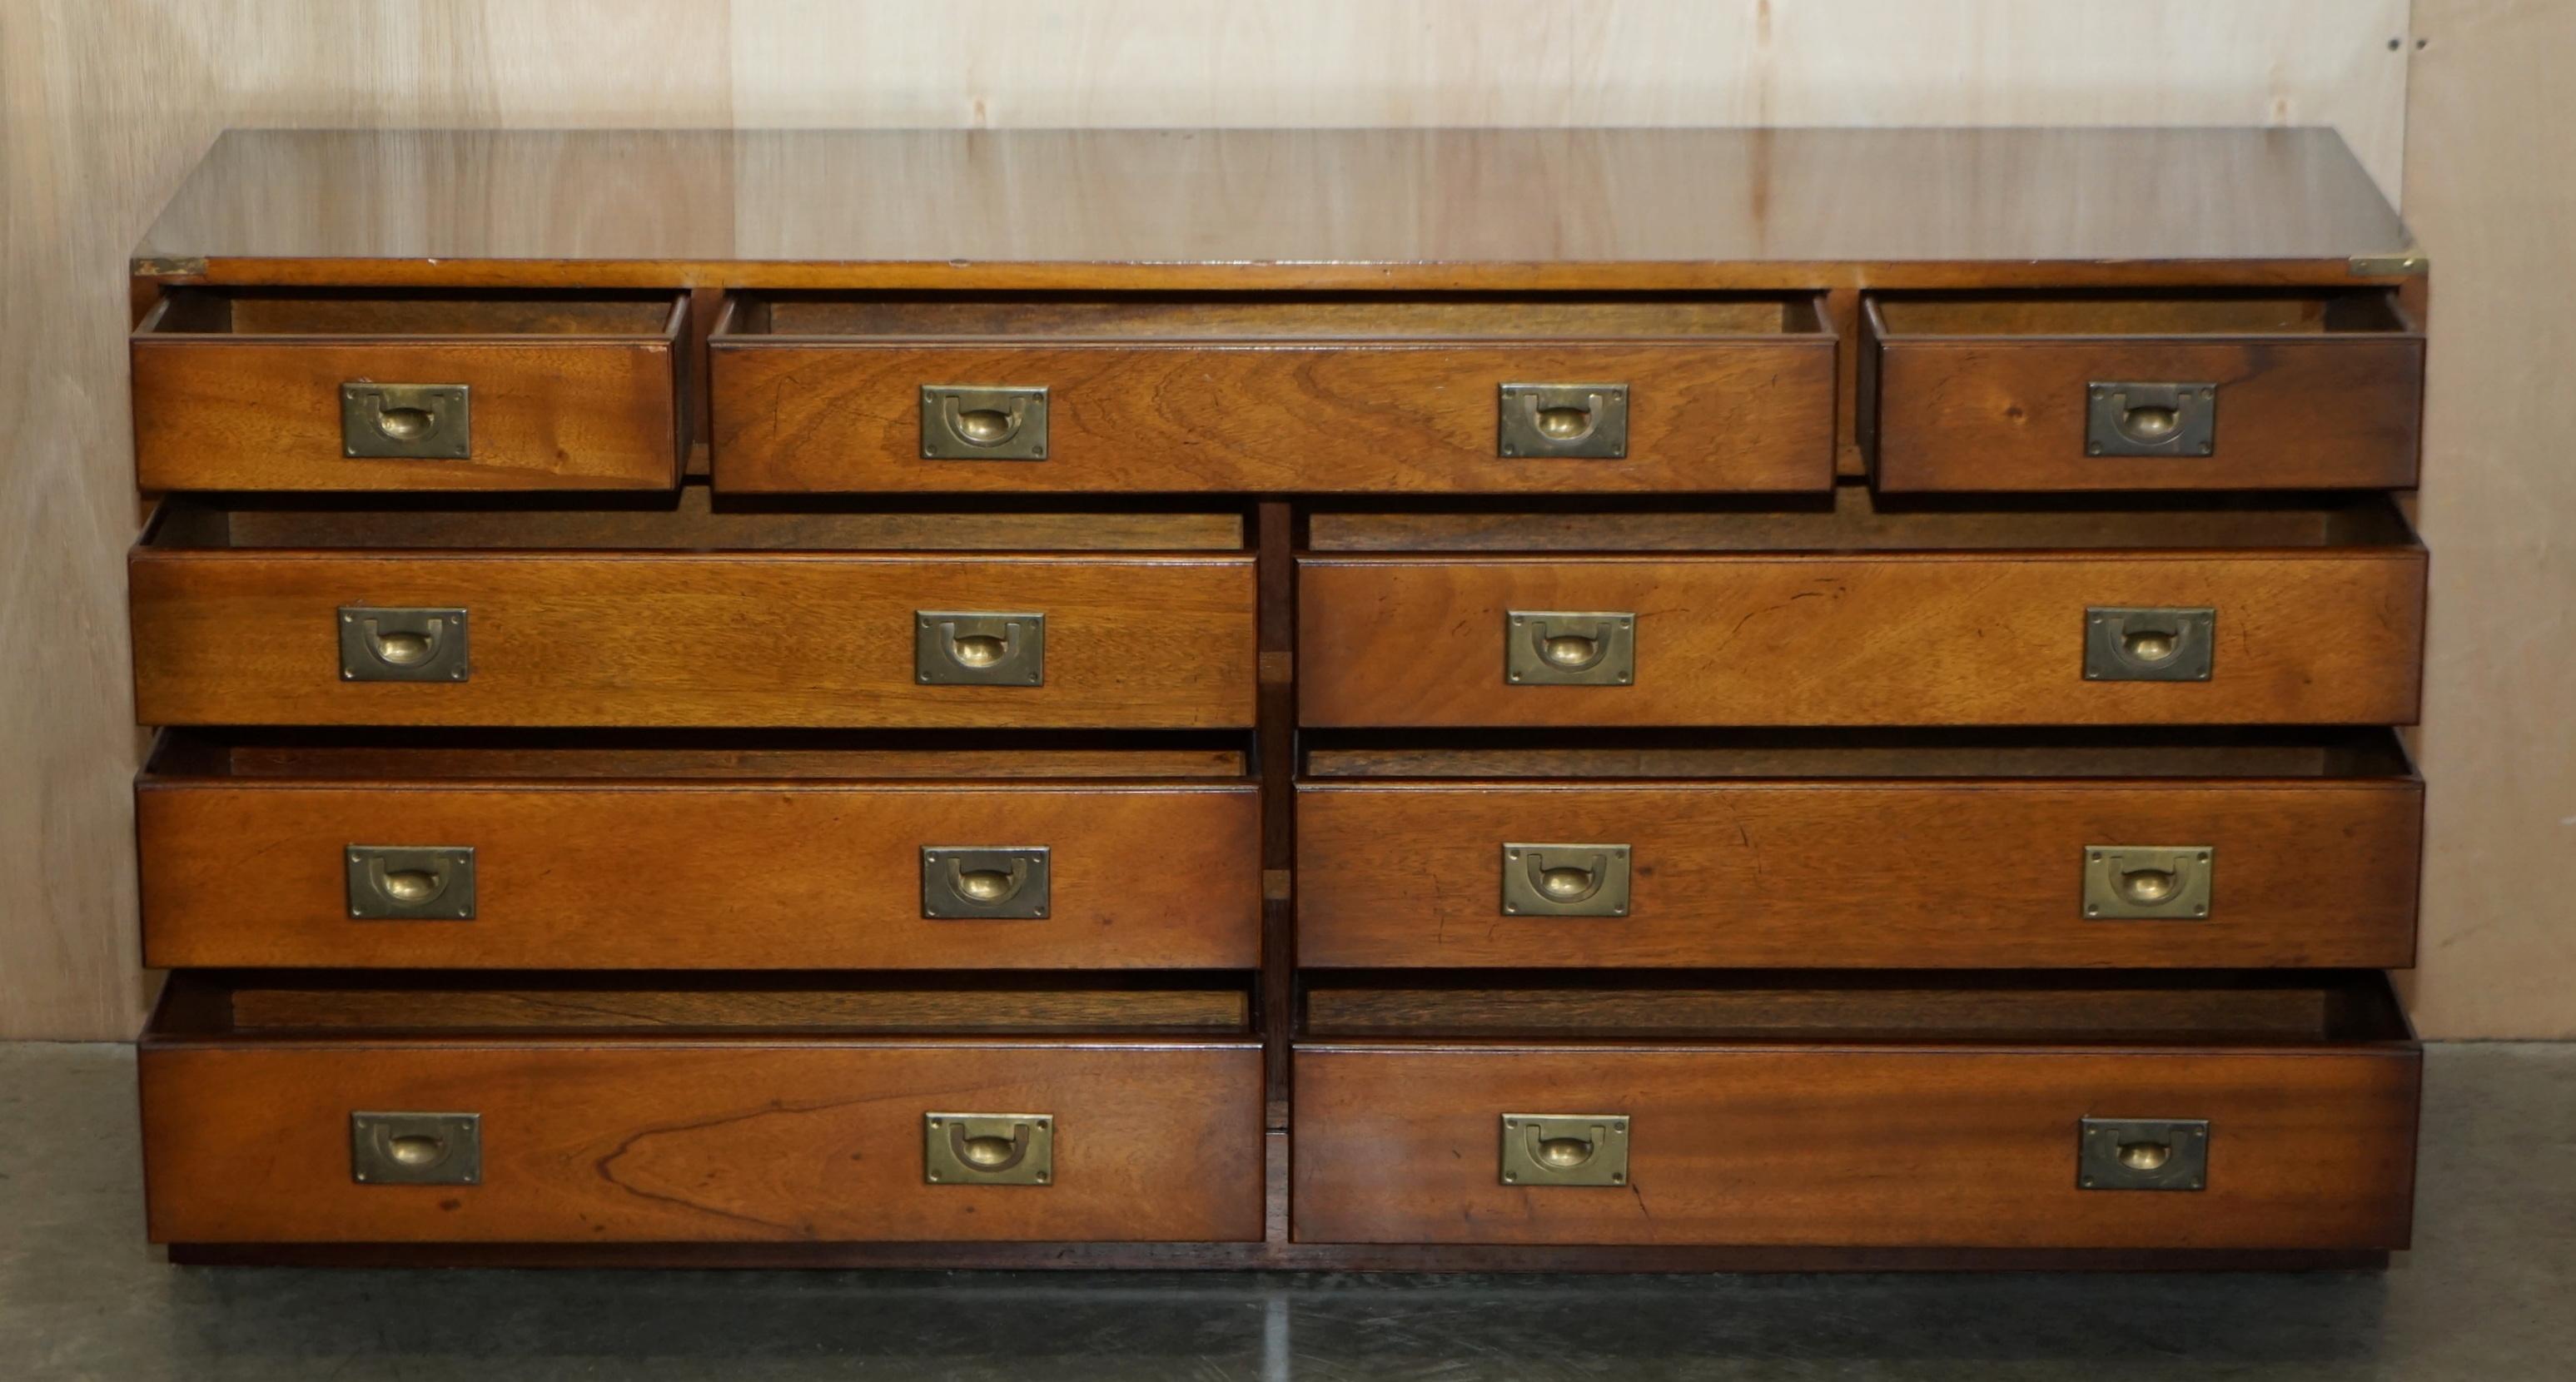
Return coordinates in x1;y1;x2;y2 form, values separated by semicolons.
915;610;1046;686
920;385;1048;460
2079;1118;2209;1191
922;846;1051;920
2083;606;2213;682
2083;845;2213;920
1498;383;1629;459
924;1113;1053;1185
341;383;470;460
1499;1114;1629;1186
339;606;470;683
2086;381;2215;457
346;845;477;920
1500;843;1630;917
351;1111;481;1185
1505;610;1635;686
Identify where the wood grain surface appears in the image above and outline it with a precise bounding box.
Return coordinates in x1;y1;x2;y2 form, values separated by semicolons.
142;778;1260;970
132;300;688;492
1292;1043;2419;1250
1297;776;2421;969
1297;551;2426;728
142;1041;1265;1244
130;550;1257;728
712;332;1836;495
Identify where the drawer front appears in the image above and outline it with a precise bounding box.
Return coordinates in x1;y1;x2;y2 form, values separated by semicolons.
1298;778;2420;969
1872;337;2423;493
130;552;1257;728
1293;1046;2418;1249
143;1043;1265;1244
712;342;1835;494
133;337;684;493
142;781;1261;969
1298;553;2424;727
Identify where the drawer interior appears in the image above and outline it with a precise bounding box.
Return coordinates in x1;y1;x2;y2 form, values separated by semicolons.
1301;972;2410;1046
142;287;686;338
1867;290;2414;339
721;291;1831;341
145;488;1249;552
1302;727;2413;781
155;972;1253;1038
1306;487;2414;553
148;727;1251;782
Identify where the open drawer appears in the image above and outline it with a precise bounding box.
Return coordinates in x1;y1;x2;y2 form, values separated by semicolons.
1865;291;2424;492
142;974;1265;1245
133;289;690;492
138;729;1260;970
1298;729;2419;969
129;495;1258;729
1294;972;2419;1250
1298;492;2425;728
709;292;1838;494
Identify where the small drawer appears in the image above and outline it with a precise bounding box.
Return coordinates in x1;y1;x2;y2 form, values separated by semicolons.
709;293;1837;494
1298;494;2424;728
1865;291;2423;492
142;976;1263;1245
129;495;1257;729
139;730;1260;970
134;289;690;492
1298;730;2419;969
1294;975;2419;1250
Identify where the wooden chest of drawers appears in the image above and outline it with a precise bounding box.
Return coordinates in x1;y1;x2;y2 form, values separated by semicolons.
127;127;2429;1270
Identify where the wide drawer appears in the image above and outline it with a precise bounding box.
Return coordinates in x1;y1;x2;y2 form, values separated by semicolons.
142;977;1265;1245
139;731;1260;970
1298;731;2419;969
134;289;689;492
1294;976;2419;1250
131;498;1258;729
709;293;1837;494
1866;291;2424;492
1299;495;2424;728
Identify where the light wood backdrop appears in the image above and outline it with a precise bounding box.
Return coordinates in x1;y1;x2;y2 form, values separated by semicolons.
2;0;2556;1039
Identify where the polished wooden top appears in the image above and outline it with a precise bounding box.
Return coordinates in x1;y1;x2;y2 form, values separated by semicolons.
137;127;2416;289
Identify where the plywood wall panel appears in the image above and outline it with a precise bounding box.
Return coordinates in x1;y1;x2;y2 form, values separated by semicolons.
2398;0;2576;1039
0;0;2464;1039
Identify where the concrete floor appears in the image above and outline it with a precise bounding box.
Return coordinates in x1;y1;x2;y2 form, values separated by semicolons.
2;1043;2570;1380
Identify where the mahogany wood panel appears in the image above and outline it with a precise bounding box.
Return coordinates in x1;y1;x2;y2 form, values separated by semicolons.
1292;1043;2419;1250
140;779;1260;970
217;986;1249;1034
1297;777;2421;968
141;1041;1264;1244
129;551;1256;728
1297;551;2426;728
711;338;1836;495
132;298;688;492
1871;320;2424;493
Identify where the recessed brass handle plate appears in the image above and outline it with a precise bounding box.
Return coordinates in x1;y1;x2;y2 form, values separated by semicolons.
922;846;1051;920
920;385;1048;460
1505;610;1635;686
2086;381;2215;458
339;606;470;683
351;1111;481;1186
2083;845;2213;921
915;610;1045;686
2079;1117;2209;1191
346;845;477;921
341;383;470;460
2084;606;2214;682
1501;843;1631;917
1499;1113;1629;1187
1498;383;1629;459
924;1113;1053;1186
